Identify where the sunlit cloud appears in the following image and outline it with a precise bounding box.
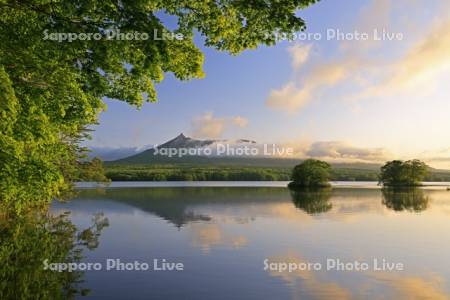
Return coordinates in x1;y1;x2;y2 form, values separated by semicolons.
266;82;312;112
288;44;312;70
266;57;359;112
231;116;249;128
265;0;391;113
357;19;450;99
419;148;450;169
190;112;248;139
266;0;450;113
306;141;388;163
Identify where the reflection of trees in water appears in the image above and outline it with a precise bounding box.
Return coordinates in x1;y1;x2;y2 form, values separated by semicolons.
0;210;108;299
381;188;429;212
289;188;333;214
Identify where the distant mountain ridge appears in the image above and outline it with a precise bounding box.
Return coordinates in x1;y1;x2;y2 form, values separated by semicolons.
158;133;257;148
107;134;383;170
110;133;265;165
100;134;450;176
159;133;215;148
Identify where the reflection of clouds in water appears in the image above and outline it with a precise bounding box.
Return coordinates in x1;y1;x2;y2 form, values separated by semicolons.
370;272;450;300
200;197;390;225
266;251;450;300
266;252;351;300
425;190;450;215
187;202;313;224
268;203;313;223
187;190;428;227
186;197;392;228
188;223;248;254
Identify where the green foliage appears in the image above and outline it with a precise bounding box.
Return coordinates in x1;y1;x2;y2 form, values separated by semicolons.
105;164;291;181
104;162;450;182
0;210;108;299
288;159;331;188
379;159;429;187
0;0;319;211
76;157;110;183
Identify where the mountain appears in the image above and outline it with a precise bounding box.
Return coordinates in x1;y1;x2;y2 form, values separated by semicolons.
108;134;382;170
158;133;216;148
158;133;257;148
110;133;267;165
103;134;450;182
88;146;152;161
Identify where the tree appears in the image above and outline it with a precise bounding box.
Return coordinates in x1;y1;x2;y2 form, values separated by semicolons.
288;159;331;188
0;0;319;212
379;159;429;187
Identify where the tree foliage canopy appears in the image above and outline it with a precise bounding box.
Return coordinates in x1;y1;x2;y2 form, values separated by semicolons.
0;0;318;212
289;159;331;188
379;159;429;187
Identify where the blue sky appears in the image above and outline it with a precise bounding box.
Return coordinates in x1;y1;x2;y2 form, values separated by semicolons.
86;0;450;168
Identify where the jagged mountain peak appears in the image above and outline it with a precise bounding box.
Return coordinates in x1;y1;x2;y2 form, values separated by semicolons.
175;133;187;139
157;134;258;149
159;134;212;149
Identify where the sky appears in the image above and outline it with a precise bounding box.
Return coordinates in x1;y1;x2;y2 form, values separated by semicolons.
86;0;450;169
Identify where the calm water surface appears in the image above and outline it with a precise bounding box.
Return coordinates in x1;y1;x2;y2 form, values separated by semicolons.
50;185;450;299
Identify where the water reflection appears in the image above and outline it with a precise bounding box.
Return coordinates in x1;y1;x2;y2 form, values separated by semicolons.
289;188;333;214
0;210;108;299
49;187;450;299
381;188;429;212
75;187;291;227
265;251;450;300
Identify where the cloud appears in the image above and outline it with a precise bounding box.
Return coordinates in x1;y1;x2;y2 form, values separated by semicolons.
419;148;450;169
266;82;312;112
191;112;248;139
359;20;450;98
266;0;450;113
340;0;392;52
266;57;360;112
265;0;392;113
306;141;388;163
231;116;249;128
288;44;312;70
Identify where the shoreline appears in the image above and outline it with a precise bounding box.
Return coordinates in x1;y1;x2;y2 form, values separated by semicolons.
75;181;450;190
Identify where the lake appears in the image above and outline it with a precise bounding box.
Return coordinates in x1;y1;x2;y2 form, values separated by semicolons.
45;184;450;299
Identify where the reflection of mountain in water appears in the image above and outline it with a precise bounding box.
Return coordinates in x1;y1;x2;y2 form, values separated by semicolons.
289;188;333;214
75;187;437;227
76;187;291;228
381;188;429;212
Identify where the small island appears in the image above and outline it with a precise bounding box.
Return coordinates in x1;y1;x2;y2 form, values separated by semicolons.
287;158;433;189
378;159;429;187
288;159;332;189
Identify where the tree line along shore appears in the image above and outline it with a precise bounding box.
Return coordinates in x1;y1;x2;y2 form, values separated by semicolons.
103;162;450;182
